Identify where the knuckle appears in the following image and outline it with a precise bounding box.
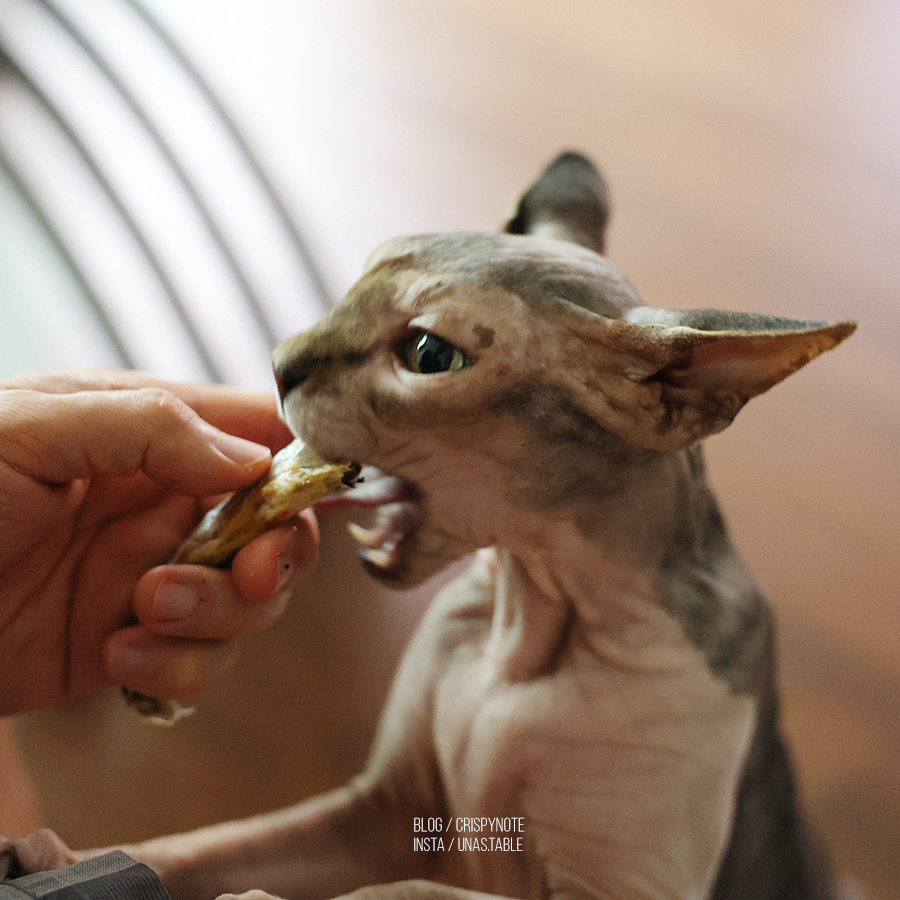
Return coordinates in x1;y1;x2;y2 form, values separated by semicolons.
125;650;204;703
129;388;197;437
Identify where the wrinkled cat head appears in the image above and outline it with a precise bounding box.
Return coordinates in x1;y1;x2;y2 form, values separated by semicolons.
274;152;854;585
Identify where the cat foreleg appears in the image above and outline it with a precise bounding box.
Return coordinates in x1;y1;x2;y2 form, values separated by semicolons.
123;591;473;900
122;777;433;900
214;884;505;900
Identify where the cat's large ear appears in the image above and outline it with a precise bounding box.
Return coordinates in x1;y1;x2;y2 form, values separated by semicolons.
503;151;610;255
558;308;856;452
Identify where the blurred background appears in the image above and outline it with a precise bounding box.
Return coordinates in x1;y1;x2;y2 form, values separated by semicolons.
1;1;898;897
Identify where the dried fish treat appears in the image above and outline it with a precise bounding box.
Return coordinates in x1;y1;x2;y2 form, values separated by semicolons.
124;440;360;724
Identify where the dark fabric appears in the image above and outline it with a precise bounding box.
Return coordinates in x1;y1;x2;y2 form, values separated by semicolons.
0;851;169;900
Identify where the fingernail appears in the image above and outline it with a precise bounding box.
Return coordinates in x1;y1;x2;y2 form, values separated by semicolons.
216;433;271;469
106;643;145;677
152;582;199;621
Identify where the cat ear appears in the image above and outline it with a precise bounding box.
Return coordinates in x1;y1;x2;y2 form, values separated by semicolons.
560;308;857;452
503;151;611;255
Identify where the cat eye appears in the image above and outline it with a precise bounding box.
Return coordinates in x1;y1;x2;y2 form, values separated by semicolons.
401;332;470;374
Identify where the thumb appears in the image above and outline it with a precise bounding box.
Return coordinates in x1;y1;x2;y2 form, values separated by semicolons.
0;387;272;496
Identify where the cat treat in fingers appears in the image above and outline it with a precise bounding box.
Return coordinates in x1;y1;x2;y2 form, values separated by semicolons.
123;440;360;723
168;439;360;569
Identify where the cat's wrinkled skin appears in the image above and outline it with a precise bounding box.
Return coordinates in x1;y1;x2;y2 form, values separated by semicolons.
115;154;853;900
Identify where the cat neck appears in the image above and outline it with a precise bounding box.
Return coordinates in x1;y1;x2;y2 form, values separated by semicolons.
483;447;720;682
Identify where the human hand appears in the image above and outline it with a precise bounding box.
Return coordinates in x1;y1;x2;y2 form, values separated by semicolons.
0;369;318;716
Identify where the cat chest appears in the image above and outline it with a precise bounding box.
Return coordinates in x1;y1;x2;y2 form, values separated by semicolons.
431;620;758;898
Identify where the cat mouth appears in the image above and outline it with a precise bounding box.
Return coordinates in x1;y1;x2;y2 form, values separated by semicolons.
315;467;421;579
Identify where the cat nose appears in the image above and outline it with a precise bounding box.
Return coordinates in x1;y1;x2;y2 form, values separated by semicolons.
272;355;311;399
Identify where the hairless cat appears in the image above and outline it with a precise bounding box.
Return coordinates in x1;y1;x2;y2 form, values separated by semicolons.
7;153;858;900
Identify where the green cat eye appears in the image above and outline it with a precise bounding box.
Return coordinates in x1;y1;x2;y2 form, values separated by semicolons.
403;332;470;374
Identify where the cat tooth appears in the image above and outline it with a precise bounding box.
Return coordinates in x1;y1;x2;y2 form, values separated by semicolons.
348;521;382;550
360;545;397;571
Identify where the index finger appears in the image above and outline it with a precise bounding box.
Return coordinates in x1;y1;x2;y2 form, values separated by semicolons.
163;381;293;452
1;368;294;451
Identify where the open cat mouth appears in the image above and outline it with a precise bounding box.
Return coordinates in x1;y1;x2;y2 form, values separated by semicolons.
315;467;421;579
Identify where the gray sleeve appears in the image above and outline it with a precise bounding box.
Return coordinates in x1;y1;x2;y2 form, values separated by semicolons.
0;850;169;900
